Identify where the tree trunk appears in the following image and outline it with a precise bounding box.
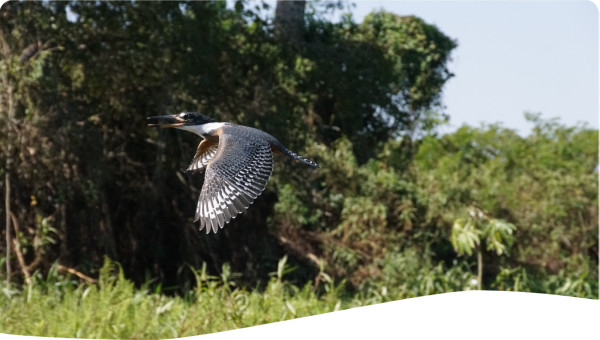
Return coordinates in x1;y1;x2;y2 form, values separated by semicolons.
0;13;14;285
4;171;10;284
477;243;483;290
274;0;306;44
2;77;14;286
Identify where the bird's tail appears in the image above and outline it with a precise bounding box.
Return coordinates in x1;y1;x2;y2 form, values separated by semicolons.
280;147;320;168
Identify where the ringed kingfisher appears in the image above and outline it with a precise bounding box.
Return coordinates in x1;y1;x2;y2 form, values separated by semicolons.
148;112;319;234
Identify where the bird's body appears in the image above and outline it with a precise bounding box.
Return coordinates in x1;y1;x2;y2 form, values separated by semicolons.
148;112;319;233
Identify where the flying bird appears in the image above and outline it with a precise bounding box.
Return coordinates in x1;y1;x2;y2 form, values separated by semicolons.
148;112;319;233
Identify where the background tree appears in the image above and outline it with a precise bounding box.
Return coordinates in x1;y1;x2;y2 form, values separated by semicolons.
274;0;306;43
451;205;515;289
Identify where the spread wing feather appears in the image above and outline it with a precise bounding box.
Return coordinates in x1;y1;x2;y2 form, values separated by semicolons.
195;132;274;233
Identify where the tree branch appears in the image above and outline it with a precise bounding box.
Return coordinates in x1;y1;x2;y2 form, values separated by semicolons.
57;264;97;284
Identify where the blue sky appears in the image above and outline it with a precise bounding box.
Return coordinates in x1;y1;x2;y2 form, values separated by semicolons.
342;0;599;135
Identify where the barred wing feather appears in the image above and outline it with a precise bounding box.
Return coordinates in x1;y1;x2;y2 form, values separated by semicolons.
195;133;273;233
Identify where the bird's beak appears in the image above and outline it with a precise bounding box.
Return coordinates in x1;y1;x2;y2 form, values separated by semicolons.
147;115;184;128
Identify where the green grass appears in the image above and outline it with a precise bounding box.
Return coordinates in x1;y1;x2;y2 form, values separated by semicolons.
0;255;596;338
0;259;352;338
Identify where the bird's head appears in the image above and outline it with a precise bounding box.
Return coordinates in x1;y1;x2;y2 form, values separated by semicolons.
147;112;214;128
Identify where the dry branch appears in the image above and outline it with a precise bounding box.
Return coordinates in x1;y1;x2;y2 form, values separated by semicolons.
57;264;97;284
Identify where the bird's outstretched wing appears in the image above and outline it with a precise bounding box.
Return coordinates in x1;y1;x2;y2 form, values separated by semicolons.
186;139;218;172
195;132;273;233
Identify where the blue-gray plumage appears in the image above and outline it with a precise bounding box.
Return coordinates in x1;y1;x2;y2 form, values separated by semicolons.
148;112;319;233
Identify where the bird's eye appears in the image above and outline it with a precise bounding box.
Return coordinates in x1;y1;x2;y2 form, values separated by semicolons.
180;113;189;119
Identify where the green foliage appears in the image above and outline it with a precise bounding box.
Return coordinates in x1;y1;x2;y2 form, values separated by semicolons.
359;12;456;111
0;0;458;286
0;1;596;307
0;254;595;338
451;206;515;256
273;115;597;296
451;217;480;256
0;259;347;338
493;259;598;299
483;218;515;256
414;116;597;290
357;248;475;304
